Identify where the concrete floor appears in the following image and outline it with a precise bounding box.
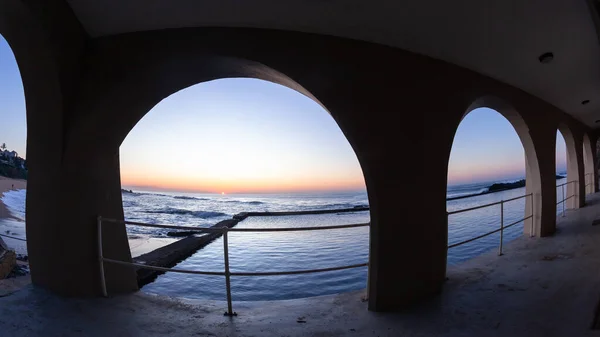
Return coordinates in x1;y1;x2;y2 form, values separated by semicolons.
3;196;600;336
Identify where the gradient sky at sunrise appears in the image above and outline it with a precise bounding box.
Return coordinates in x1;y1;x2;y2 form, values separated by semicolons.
119;79;366;193
448;108;567;185
0;34;568;193
0;35;26;157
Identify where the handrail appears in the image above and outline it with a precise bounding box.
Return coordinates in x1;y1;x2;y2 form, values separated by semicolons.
97;217;369;316
447;193;533;252
556;180;578;217
556;180;577;188
447;193;530;216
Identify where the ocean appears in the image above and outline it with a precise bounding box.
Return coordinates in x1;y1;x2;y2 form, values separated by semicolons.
0;176;567;301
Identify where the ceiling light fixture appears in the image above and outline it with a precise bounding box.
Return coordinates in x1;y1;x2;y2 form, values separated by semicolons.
538;52;554;64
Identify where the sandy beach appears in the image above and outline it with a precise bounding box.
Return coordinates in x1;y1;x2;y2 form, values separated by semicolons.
0;176;26;220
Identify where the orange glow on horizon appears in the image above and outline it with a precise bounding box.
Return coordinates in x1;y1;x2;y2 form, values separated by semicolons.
121;171;366;194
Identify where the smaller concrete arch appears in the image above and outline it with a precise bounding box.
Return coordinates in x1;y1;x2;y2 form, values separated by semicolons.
583;133;596;195
557;124;581;209
454;95;542;237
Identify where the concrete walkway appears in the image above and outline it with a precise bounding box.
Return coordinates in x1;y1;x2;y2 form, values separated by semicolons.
3;195;600;336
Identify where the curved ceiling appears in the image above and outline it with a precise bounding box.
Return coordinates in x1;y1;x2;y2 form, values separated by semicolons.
66;0;600;127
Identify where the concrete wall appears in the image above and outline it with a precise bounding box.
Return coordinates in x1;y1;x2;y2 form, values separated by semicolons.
0;2;597;311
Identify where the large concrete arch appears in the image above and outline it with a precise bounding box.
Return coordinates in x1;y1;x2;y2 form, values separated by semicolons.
58;49;384;298
450;96;542;237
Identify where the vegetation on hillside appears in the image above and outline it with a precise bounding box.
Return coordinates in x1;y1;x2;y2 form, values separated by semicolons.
0;143;27;180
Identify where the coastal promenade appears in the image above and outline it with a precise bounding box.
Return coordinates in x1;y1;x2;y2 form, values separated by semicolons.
2;193;600;336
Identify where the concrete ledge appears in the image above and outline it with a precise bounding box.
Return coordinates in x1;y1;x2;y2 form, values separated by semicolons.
134;219;239;286
232;206;369;220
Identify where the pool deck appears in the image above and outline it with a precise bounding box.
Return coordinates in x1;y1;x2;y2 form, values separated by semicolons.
3;193;600;336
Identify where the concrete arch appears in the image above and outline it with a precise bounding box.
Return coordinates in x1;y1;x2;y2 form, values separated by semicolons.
59;50;378;297
557;124;581;209
583;133;596;195
449;96;542;237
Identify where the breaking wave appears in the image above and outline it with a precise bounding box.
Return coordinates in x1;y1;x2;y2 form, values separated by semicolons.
173;196;209;201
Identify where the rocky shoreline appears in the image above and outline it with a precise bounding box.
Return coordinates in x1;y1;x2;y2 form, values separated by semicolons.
447;175;566;201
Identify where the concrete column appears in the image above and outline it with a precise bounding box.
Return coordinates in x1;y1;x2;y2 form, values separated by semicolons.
0;0;90;293
57;145;138;295
590;133;599;193
528;126;558;237
354;110;450;312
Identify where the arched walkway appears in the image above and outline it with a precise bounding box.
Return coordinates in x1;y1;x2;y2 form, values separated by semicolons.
2;5;597;312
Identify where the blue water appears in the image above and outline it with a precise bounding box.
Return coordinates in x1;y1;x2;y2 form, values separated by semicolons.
0;177;567;301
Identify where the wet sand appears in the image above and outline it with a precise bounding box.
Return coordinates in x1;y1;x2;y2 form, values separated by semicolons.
0;177;26;220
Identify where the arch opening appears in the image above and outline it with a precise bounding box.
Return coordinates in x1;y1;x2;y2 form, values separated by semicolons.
556;125;579;212
447;104;534;264
118;78;370;301
0;33;28;258
446;96;542;267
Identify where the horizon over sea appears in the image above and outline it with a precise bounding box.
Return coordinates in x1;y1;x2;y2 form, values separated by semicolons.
0;174;566;301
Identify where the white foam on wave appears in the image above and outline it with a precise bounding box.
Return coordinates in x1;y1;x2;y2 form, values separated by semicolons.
1;188;26;221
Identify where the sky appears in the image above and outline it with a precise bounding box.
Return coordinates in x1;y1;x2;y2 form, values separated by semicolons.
448;108;567;185
119;79;367;193
0;35;26;157
0;33;568;193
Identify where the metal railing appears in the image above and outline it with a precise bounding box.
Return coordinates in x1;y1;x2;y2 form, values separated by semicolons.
556;180;578;217
97;216;369;316
447;193;533;255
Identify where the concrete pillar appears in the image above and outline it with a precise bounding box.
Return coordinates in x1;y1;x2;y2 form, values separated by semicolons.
590;133;600;193
574;133;585;208
58;145;138;294
583;134;596;197
0;0;91;293
352;104;451;312
529;126;559;236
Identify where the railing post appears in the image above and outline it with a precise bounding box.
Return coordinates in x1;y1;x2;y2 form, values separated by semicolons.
222;228;236;316
530;193;534;238
97;216;108;297
498;200;504;256
562;184;566;217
